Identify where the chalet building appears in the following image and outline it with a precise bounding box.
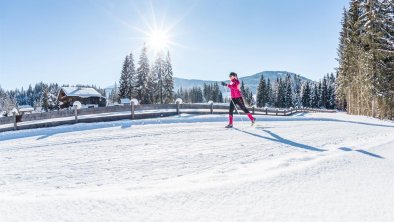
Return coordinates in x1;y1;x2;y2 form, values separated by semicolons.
58;87;106;109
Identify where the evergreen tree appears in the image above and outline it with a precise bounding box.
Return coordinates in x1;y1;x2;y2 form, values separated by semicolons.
152;52;165;103
336;0;393;118
213;82;223;102
327;73;336;109
203;82;223;103
41;84;50;112
317;81;323;108
284;74;293;108
128;52;137;99
322;76;328;108
110;82;119;104
189;87;204;103
118;56;130;99
266;78;274;106
203;83;210;102
311;84;320;108
301;82;311;108
136;45;151;104
256;75;267;107
163;51;174;103
293;75;302;108
336;7;350;110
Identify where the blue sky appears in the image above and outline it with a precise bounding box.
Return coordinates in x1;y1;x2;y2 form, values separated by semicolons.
0;0;349;90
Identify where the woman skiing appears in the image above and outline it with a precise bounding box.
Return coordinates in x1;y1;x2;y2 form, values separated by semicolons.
221;72;256;128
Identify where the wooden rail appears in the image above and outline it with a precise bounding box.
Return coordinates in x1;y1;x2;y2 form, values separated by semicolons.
0;103;336;133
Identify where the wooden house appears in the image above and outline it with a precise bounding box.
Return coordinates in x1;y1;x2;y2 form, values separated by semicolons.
58;87;106;109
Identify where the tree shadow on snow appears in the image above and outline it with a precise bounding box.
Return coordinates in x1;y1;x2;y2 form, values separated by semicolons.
35;121;133;140
338;147;384;159
233;128;327;152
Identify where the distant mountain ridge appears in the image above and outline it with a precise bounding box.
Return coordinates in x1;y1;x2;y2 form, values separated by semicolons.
175;71;314;93
105;71;314;95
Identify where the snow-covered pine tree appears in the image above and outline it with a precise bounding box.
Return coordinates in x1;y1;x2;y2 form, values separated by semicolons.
218;89;223;103
347;0;363;114
256;75;267;108
327;73;336;109
266;78;274;107
189;87;204;103
163;51;174;104
110;82;119;104
293;75;302;108
118;56;130;100
213;82;222;102
301;81;311;108
322;76;328;108
336;7;350;111
336;0;393;118
136;45;151;104
274;78;280;108
152;51;165;103
147;65;156;104
203;83;210;102
285;74;293;108
311;84;320;108
41;84;49;112
317;81;323;108
362;0;394;118
184;89;190;103
128;52;137;99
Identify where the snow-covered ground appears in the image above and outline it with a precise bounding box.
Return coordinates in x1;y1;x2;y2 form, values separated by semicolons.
0;112;393;222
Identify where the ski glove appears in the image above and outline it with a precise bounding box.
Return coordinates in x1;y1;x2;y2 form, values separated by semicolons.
221;81;227;86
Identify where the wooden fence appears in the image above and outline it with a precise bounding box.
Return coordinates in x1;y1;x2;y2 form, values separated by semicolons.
0;103;336;133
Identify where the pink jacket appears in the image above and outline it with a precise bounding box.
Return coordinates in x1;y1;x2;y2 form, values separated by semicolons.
227;79;242;98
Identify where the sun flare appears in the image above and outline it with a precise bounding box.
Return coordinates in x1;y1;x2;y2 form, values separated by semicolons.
147;30;170;52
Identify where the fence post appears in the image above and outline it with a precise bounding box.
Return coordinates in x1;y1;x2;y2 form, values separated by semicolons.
131;101;135;119
74;105;78;123
265;108;268;115
372;97;375;118
176;101;180;114
252;107;255;114
210;103;213;114
276;109;278;116
284;110;286;116
13;112;17;131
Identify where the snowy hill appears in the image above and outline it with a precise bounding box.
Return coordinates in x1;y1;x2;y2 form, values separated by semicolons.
0;112;393;221
174;71;314;92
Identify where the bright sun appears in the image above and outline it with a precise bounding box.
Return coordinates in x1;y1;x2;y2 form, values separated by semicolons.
147;30;170;52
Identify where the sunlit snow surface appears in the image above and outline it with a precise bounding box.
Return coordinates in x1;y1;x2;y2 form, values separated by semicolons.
1;113;393;222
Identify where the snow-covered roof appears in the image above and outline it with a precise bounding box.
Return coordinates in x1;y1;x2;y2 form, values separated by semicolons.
120;98;131;104
61;87;103;98
18;105;34;112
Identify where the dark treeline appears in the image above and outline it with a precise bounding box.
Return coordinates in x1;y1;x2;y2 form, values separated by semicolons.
336;0;393;119
256;73;336;109
0;83;106;115
113;45;174;105
175;82;224;103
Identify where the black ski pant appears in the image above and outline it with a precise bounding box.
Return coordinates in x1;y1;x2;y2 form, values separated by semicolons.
229;97;250;116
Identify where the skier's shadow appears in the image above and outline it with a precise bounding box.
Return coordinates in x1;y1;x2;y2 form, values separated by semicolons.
233;128;327;152
338;147;384;159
